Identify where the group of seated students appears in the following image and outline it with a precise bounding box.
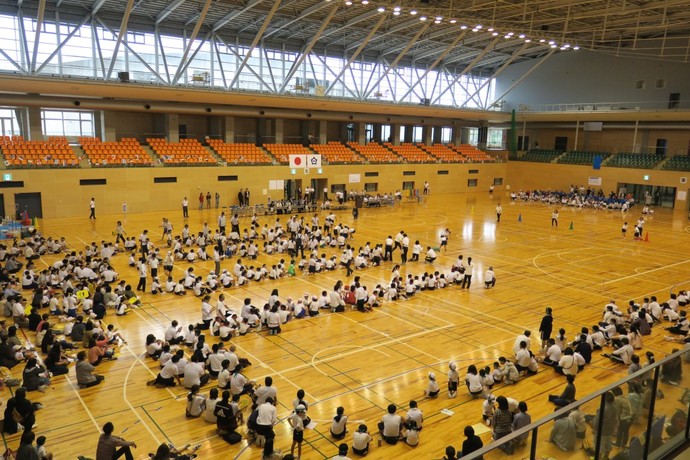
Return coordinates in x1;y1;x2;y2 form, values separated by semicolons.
510;187;638;210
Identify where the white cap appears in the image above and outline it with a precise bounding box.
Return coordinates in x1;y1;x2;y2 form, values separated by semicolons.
428;372;436;380
449;362;456;370
296;404;306;411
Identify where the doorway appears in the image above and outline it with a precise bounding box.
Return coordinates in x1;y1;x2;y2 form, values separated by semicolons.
178;124;188;139
284;179;302;200
554;136;568;151
0;194;5;218
402;181;415;191
15;192;43;218
655;139;667;156
617;183;676;208
669;93;680;109
311;178;328;201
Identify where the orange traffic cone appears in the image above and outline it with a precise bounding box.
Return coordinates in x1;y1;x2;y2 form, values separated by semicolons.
644;232;649;242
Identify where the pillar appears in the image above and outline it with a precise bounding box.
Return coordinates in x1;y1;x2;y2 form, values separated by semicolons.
355;123;366;144
318;120;327;144
390;124;400;145
99;111;117;142
274;119;284;144
223;116;235;143
372;124;382;142
477;125;488;150
27;107;43;141
452;126;462;145
165;114;179;143
432;126;443;144
422;126;432;145
403;125;413;143
460;128;470;145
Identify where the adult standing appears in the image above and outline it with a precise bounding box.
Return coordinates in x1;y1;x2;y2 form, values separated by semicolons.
215;191;220;208
423;181;429;195
496;203;503;222
238;189;244;207
539;307;554;350
206;191;212;209
198;193;204;210
492;396;514;454
115;221;126;244
218;212;227;234
244;189;250;207
461;257;473;289
89;198;96;220
182;197;189;218
256;398;278;457
96;422;136;460
551;209;559;227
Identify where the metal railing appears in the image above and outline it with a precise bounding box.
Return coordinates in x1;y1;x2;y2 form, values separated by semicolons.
463;347;690;460
517;101;690;112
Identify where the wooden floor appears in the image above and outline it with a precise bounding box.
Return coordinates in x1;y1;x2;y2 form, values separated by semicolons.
5;191;690;460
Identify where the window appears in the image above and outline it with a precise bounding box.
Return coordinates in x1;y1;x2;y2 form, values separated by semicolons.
80;179;106;185
402;171;416;176
437;170;449;175
635;80;646;90
364;172;379;177
441;127;452;144
493;178;503;185
41;110;95;138
154;177;177;183
467;128;479;146
468;169;479;174
412;126;423;143
218;175;238;181
364;183;378;192
0;108;20;136
467;179;478;187
487;128;505;149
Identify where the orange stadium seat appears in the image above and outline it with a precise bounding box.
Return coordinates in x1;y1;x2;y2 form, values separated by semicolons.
347;142;401;163
0;135;80;168
422;144;466;163
449;144;496;162
310;142;364;164
262;144;312;164
147;138;216;166
207;140;272;165
79;137;153;166
384;142;435;163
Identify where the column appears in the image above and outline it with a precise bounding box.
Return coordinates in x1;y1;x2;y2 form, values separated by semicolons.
318;120;327;144
100;111;117;142
372;124;382;142
355;123;366;144
223;116;235;143
477;125;488;150
422;126;432;145
274;119;284;144
432;126;442;144
452;126;462;145
390;124;400;145
403;125;413;143
165;114;179;143
27;107;43;141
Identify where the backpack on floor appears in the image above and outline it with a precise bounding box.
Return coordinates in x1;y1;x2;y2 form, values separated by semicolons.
221;431;242;445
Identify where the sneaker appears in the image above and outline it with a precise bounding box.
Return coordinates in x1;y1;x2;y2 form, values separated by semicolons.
147;379;156;386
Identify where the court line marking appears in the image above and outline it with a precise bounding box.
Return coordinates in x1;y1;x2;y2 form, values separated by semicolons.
310;345;390;376
602;259;690;285
63;375;102;432
123;350;163;445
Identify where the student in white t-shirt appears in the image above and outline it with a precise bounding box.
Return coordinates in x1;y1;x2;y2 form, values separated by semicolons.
204;388;219;423
330;406;348;440
378;403;403;444
186;385;206;418
352;424;372;455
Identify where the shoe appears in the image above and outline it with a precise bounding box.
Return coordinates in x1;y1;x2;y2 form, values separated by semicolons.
147;379;156;386
38;385;46;393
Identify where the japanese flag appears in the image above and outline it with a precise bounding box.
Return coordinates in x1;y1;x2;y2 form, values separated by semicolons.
289;154;307;168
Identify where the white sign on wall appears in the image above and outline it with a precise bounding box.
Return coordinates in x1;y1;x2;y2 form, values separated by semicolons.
677;191;687;201
588;176;602;186
268;180;284;190
348;174;361;184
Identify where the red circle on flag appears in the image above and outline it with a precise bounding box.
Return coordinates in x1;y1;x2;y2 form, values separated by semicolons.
294;157;302;165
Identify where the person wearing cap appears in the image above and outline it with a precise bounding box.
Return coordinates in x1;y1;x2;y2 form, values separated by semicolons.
425;372;440;397
378;404;403;445
288;404;306;459
448;361;459;398
352;424;372;456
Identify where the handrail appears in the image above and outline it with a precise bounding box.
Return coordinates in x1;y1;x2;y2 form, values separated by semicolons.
463;346;689;459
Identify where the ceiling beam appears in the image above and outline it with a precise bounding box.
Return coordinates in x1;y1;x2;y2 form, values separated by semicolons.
346;18;420;52
279;2;339;93
492;48;557;103
30;0;46;73
155;0;186;25
172;0;213;84
264;0;331;39
105;0;134;80
432;36;500;105
228;0;282;89
398;30;468;101
320;9;381;40
325;14;386;96
363;22;431;99
212;0;264;32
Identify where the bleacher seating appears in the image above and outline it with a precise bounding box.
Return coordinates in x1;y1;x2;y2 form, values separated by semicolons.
661;155;690;171
147;138;216;165
557;150;611;165
0;136;80;168
385;143;435;163
606;152;663;170
207;140;272;164
513;149;562;163
451;144;496;162
79;137;152;166
263;144;312;164
310;142;364;164
347;142;401;163
422;144;465;162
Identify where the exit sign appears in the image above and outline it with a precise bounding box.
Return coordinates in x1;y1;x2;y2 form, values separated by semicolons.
2;173;11;181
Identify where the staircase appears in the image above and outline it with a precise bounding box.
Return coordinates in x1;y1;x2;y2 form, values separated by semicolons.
141;145;161;166
381;143;405;161
71;145;91;168
341;142;368;163
204;145;224;165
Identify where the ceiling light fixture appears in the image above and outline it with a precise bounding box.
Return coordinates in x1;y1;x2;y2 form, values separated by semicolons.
377;6;385;12
393;10;400;15
460;25;467;29
573;45;580;50
525;38;531;42
449;19;457;24
518;34;525;38
393;6;401;11
410;9;417;15
420;15;427;21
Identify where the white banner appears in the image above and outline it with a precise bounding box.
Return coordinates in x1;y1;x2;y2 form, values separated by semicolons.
307;154;321;168
289;154;307;168
588;176;602;186
348;173;361;183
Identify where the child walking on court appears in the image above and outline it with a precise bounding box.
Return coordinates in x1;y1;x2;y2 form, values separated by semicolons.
288;405;306;459
551;209;559;227
621;222;628;239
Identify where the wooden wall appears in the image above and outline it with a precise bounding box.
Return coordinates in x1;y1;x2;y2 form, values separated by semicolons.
0;163;507;219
